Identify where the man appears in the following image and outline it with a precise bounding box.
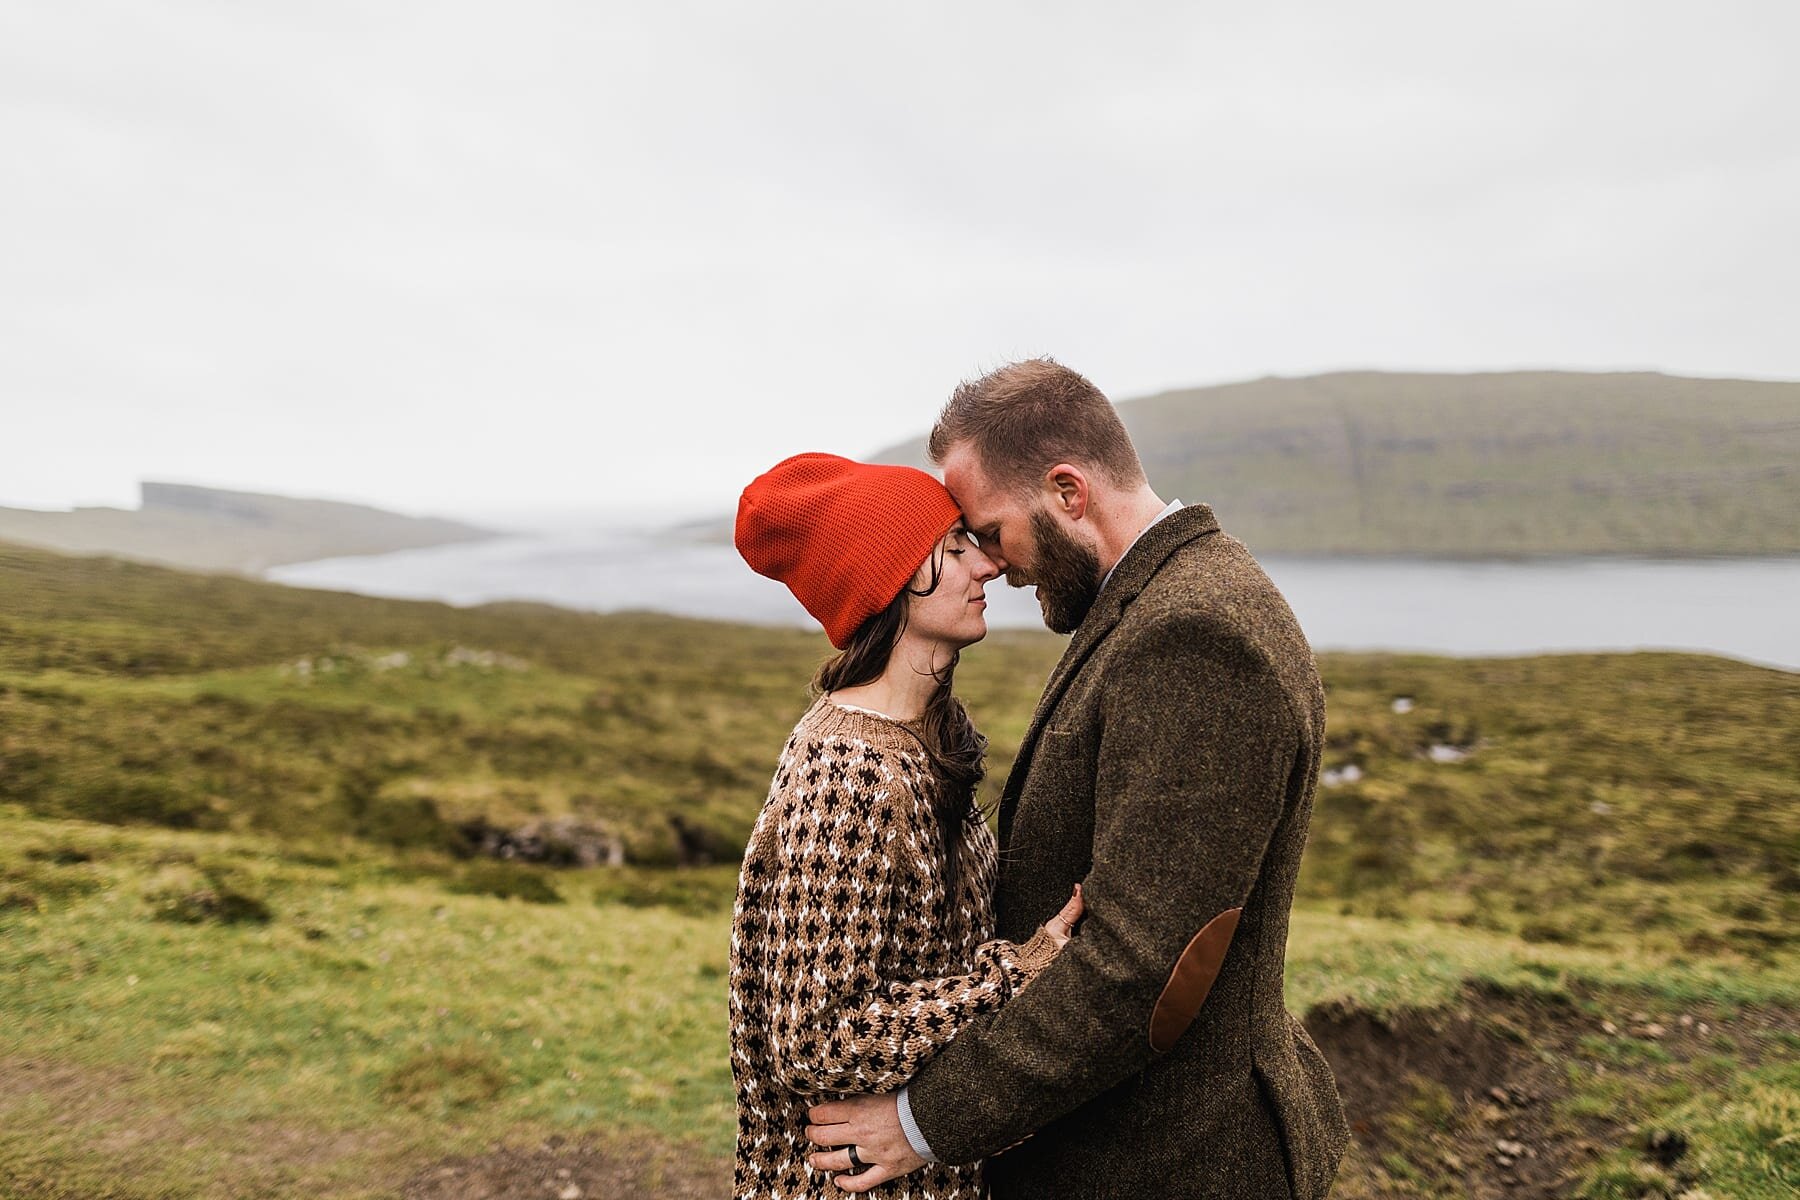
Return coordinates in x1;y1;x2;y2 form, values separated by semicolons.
803;359;1349;1198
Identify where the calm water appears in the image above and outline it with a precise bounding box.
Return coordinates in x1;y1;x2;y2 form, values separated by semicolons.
268;529;1800;671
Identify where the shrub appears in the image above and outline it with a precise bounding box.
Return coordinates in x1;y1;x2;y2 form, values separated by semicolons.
73;776;219;830
447;861;563;904
25;845;95;865
592;866;737;915
146;866;274;925
1519;919;1582;945
381;1044;510;1110
4;862;106;906
355;793;466;854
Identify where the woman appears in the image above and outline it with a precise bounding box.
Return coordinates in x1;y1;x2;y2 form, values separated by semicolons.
728;452;1083;1199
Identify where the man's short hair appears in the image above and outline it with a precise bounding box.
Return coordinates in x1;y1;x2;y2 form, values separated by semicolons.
927;358;1146;494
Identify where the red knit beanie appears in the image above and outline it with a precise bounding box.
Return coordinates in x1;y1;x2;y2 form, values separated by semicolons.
736;452;963;649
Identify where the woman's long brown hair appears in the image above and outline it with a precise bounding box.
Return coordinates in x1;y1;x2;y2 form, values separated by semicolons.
811;540;989;901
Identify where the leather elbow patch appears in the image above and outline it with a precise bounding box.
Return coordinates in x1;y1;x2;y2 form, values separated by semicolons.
1147;908;1242;1053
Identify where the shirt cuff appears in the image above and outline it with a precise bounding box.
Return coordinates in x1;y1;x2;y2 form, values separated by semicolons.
895;1086;939;1163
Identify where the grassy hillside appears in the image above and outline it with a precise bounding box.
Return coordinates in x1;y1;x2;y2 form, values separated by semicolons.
868;370;1800;556
5;539;1793;947
0;482;496;575
3;540;1797;1198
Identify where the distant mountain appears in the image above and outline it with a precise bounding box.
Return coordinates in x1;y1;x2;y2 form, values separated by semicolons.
858;370;1800;557
0;482;499;574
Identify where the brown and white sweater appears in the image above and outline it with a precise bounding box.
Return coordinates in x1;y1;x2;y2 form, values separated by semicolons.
729;697;1059;1200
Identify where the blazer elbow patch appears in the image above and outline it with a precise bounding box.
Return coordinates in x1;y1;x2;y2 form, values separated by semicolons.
1147;907;1242;1053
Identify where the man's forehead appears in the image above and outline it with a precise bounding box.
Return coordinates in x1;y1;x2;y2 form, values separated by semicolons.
939;446;1005;520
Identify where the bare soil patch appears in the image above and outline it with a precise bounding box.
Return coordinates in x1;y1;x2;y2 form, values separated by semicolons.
1308;983;1799;1199
400;1132;727;1200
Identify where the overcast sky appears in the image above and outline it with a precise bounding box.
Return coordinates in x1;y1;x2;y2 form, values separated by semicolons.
3;1;1796;525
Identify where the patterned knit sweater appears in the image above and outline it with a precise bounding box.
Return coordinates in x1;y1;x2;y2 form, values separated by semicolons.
729;697;1060;1200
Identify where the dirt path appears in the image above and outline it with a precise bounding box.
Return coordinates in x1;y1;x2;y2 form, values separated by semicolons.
1;1053;727;1200
400;1133;726;1200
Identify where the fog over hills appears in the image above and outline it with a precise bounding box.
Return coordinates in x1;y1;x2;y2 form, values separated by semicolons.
864;370;1800;557
0;483;498;574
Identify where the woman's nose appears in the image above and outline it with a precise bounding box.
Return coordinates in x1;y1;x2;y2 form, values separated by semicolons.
970;545;1001;582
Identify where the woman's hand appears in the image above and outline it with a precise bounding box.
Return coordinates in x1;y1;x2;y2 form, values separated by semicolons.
1041;883;1084;950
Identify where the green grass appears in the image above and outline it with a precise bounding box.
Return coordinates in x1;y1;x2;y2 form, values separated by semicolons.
1286;911;1800;1015
1305;652;1800;956
6;808;1795;1197
1564;1041;1800;1199
1;812;737;1197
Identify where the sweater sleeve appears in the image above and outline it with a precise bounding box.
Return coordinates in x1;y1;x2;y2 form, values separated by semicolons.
757;743;1061;1098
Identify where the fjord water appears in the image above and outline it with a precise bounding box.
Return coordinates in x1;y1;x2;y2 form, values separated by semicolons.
268;527;1800;671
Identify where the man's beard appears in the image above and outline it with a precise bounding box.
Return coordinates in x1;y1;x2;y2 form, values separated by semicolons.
1008;508;1104;635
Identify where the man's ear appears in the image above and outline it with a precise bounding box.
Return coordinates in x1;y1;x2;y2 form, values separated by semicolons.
1045;463;1090;521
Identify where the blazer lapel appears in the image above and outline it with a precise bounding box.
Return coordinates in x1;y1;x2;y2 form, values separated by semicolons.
998;504;1222;834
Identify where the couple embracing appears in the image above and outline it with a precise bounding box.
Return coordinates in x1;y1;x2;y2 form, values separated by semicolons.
728;360;1349;1199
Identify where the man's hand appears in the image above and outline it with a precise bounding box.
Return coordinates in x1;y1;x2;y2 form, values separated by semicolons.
1044;882;1084;949
805;1093;927;1192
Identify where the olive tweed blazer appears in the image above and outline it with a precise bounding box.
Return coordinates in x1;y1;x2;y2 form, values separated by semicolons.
904;503;1349;1200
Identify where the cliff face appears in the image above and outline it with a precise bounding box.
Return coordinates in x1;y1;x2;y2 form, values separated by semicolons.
0;483;498;575
140;483;277;524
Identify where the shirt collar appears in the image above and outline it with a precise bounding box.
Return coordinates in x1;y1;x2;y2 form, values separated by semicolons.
1101;499;1183;591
